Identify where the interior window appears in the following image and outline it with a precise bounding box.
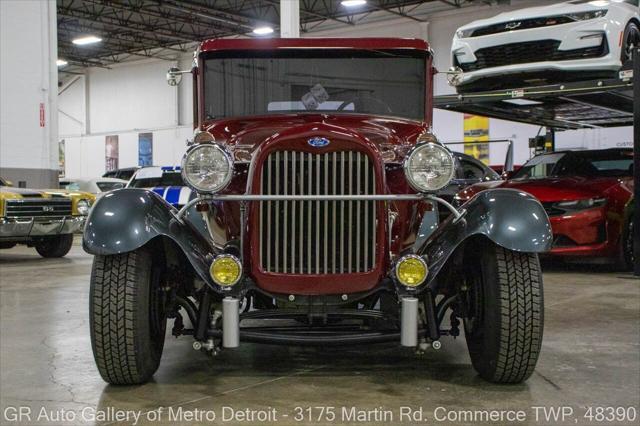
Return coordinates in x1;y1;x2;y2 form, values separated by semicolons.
461;160;486;180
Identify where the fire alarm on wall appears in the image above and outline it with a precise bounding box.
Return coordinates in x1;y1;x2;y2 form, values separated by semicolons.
39;103;45;127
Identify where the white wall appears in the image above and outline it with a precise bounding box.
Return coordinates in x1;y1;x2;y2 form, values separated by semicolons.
57;0;633;178
58;56;194;178
62;127;192;178
58;76;86;137
1;0;59;187
89;60;179;133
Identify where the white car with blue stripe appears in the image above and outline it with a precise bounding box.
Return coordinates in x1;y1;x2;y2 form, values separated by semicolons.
127;166;194;208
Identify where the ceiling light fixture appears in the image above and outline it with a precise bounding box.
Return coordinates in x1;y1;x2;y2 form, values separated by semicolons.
72;35;102;45
253;26;274;35
56;59;68;67
341;0;367;7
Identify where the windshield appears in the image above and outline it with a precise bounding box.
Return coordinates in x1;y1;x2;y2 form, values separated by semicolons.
513;150;633;180
97;182;125;192
203;49;427;121
61;181;80;190
130;172;184;188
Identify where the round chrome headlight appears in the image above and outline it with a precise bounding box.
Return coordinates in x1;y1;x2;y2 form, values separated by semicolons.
404;143;455;193
181;143;233;194
76;199;91;215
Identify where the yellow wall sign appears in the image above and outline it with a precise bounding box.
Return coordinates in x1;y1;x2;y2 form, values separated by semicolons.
463;114;490;165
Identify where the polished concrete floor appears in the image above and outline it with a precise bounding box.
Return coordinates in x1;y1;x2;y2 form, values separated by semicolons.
0;238;638;425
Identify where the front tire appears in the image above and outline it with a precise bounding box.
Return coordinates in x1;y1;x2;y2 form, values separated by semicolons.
34;234;73;258
90;249;167;385
621;21;640;67
464;244;543;384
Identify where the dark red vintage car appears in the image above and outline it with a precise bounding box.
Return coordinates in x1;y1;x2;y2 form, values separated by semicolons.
457;148;634;269
83;38;552;385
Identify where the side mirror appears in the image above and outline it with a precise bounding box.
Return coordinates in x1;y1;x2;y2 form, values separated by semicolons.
166;67;189;86
504;140;514;173
502;171;515;180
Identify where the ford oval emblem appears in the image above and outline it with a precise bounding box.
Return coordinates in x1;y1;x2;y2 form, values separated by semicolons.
308;137;330;148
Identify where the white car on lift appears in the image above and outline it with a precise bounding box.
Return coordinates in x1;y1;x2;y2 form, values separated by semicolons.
451;0;640;92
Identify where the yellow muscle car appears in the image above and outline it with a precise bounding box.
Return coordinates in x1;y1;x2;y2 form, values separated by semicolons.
0;177;96;257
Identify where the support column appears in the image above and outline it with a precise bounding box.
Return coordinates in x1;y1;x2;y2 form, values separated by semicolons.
280;0;300;38
0;0;59;188
633;46;639;276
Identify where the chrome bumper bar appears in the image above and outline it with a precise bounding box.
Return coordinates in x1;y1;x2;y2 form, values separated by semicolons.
0;216;86;239
177;194;462;221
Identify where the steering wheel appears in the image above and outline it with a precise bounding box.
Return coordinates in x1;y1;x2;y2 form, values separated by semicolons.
337;94;393;115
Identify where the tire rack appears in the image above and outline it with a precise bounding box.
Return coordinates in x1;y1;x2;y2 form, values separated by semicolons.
434;62;637;275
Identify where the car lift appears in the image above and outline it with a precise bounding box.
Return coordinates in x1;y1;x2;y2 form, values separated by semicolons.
435;75;633;130
435;53;638;275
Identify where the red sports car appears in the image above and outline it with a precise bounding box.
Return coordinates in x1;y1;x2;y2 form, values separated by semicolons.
457;148;634;268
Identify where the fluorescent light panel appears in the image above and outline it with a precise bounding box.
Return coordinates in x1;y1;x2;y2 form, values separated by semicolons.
72;35;102;45
253;26;274;35
341;0;367;6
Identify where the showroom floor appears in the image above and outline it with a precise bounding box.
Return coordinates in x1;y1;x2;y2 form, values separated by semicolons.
0;239;638;426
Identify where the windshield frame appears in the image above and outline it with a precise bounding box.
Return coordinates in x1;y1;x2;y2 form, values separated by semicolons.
512;150;634;180
198;48;431;124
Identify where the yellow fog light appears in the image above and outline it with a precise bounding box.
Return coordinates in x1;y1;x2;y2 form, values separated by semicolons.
210;254;242;287
395;255;428;287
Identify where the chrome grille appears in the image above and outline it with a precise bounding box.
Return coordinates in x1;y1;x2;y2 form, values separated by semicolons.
4;198;72;218
260;150;377;274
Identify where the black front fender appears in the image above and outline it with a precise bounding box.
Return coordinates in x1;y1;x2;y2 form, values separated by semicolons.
417;189;552;288
83;189;219;286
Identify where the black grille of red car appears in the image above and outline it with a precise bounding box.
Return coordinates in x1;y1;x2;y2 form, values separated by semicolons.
259;150;377;274
467;15;578;38
542;202;565;217
4;198;72;218
552;235;577;248
456;39;608;73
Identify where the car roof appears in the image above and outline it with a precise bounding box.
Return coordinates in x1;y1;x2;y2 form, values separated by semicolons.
131;166;181;179
200;38;430;53
91;177;128;183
